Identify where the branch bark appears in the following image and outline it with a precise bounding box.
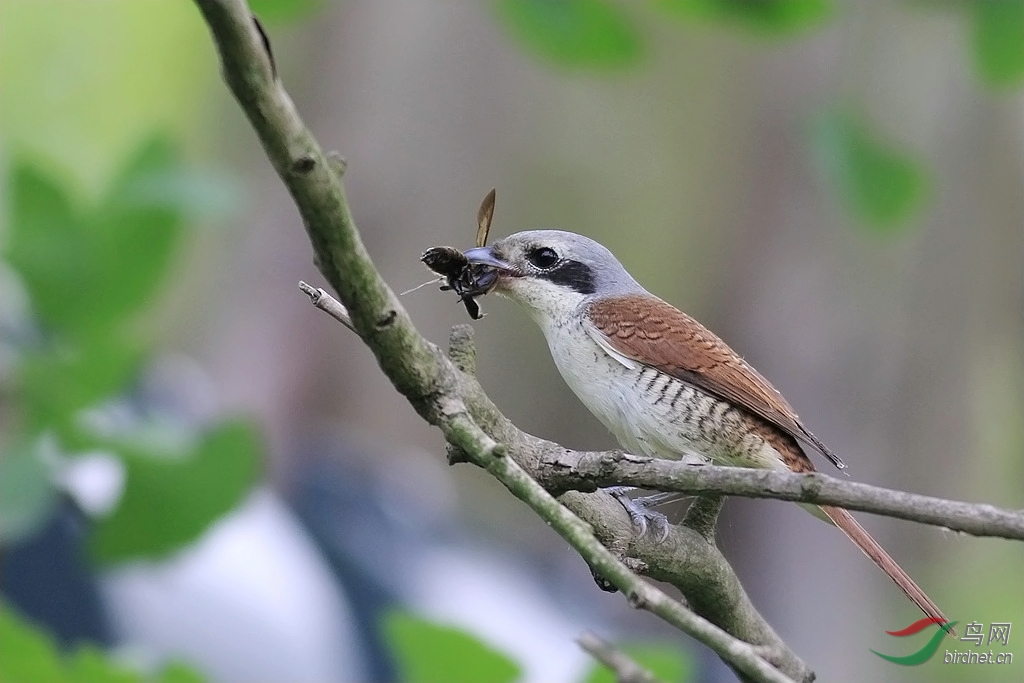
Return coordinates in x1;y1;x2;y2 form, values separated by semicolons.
538;451;1024;541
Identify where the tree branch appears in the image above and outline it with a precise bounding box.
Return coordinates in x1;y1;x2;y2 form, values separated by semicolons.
577;632;664;683
539;451;1024;541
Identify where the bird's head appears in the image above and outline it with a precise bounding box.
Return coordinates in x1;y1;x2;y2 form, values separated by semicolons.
462;230;643;326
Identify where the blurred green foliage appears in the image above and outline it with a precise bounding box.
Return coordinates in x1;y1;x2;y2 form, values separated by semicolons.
250;0;324;24
2;138;260;554
653;0;832;33
493;0;1024;234
971;0;1024;87
0;442;57;540
814;111;929;231
383;610;692;683
7;140;184;339
89;419;261;563
495;0;644;68
383;611;522;683
0;604;206;683
0;1;211;197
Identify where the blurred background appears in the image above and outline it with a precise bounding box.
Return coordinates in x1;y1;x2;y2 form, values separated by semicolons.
0;1;1022;682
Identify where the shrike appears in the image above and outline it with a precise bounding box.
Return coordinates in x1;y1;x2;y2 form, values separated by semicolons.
460;229;948;626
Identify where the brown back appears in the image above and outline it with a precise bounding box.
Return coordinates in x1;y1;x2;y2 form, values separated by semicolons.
587;294;844;471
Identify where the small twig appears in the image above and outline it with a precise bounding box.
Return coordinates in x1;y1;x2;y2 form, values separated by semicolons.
577;632;664;683
298;281;355;332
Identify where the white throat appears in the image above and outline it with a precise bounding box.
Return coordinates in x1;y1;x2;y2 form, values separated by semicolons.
499;277;591;332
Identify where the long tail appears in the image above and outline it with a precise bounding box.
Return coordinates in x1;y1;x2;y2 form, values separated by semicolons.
819;505;954;634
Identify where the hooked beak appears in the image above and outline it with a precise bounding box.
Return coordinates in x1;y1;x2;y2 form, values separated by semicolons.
463;246;515;272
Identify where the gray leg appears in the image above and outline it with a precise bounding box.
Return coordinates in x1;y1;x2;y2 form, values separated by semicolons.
605;487;673;541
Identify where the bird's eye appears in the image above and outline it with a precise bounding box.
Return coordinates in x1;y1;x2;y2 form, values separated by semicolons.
526;247;559;270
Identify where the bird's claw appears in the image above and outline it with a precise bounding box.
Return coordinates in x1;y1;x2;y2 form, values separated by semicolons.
607;487;672;541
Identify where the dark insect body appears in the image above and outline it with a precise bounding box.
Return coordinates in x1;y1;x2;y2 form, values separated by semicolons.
421;188;499;320
420;247;498;320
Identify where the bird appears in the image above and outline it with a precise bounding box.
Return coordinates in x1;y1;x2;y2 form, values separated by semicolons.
460;229;950;627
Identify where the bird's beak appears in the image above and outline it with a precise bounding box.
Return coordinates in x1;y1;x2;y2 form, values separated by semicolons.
460;245;518;297
463;246;515;272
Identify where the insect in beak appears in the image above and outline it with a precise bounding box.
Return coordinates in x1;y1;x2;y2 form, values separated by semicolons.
420;188;505;320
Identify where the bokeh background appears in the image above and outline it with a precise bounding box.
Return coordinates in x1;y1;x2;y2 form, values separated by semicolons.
1;1;1022;682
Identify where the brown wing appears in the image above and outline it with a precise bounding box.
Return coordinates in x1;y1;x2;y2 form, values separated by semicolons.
588;294;845;470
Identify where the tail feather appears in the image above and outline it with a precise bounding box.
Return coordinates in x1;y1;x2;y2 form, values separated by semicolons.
820;505;954;634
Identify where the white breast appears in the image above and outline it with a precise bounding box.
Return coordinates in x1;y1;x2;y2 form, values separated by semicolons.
536;311;787;471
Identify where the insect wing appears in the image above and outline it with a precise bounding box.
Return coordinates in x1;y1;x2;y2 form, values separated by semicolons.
475;187;496;248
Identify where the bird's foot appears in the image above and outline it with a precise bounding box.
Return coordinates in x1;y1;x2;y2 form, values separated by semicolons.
606;487;672;541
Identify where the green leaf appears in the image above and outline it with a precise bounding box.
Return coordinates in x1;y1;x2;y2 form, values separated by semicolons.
4;160;92;334
87;137;188;327
0;0;211;195
814;112;929;232
66;646;143;683
0;441;58;543
157;662;207;683
0;605;64;683
495;0;643;68
5;139;188;337
17;336;144;440
0;605;195;683
90;420;262;563
653;0;832;34
581;642;692;683
972;1;1024;87
382;611;521;683
249;0;324;24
